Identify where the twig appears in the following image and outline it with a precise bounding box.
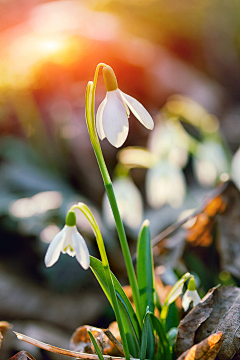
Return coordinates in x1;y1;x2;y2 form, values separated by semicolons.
103;330;125;356
132;181;228;264
14;332;138;360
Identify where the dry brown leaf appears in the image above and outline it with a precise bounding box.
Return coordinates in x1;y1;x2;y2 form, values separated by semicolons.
0;321;13;349
216;181;240;278
175;286;216;357
177;332;223;360
176;285;240;360
69;325;122;356
8;350;36;360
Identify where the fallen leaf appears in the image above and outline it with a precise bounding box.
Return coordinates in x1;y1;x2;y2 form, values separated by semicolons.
69;325;122;356
176;285;240;360
8;351;36;360
176;332;223;360
216;181;240;278
0;321;13;349
175;286;216;357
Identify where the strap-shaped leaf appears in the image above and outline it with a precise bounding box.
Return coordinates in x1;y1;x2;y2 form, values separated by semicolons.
90;256;141;357
88;331;105;360
142;311;172;360
137;220;155;320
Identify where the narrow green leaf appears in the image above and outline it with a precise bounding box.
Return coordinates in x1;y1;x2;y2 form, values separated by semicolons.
150;313;172;360
88;330;105;360
90;256;141;357
140;312;150;360
161;272;191;323
137;220;155;319
141;311;172;360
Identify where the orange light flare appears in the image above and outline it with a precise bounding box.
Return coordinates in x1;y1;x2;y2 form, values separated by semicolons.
0;32;81;88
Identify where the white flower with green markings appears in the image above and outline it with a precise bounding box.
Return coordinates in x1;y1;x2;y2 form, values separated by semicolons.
182;276;201;311
44;211;90;269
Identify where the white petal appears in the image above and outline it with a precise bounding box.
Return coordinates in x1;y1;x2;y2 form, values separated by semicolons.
72;227;90;269
44;226;67;267
62;226;76;256
182;290;201;311
96;97;107;140
182;290;192;311
102;90;129;148
192;290;201;307
121;91;154;130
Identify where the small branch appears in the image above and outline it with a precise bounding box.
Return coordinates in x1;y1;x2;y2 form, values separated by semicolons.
132;180;229;264
103;330;125;356
14;332;138;360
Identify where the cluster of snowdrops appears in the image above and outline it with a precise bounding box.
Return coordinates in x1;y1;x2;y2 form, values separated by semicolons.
44;63;201;360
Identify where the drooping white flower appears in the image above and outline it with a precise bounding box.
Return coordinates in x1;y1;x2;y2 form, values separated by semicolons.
182;276;201;311
44;212;90;269
96;65;154;148
193;140;229;187
146;160;186;208
182;289;201;311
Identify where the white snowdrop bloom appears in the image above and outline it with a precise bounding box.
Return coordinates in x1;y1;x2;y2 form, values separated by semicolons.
231;147;240;188
44;212;90;269
103;177;143;229
193;140;229;187
146;160;186;209
182;276;201;311
182;289;201;311
96;65;154;148
148;120;189;168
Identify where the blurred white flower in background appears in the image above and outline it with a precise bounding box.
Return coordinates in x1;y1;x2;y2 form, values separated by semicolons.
148;120;189;168
231;147;240;188
193;140;229;187
146;160;186;209
103;177;143;229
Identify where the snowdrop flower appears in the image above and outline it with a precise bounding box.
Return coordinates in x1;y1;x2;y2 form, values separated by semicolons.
146;160;186;208
182;277;201;311
193;140;229;187
96;65;154;148
44;211;90;269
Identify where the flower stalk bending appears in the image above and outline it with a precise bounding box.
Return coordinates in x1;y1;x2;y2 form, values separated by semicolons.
85;64;144;326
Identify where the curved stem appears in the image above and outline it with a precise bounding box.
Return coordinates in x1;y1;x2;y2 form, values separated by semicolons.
70;204;130;360
85;64;142;326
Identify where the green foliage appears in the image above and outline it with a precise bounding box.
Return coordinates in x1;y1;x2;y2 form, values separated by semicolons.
90;256;141;357
88;330;105;360
137;220;155;319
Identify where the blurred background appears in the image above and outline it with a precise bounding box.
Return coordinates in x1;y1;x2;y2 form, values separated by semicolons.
1;0;240;358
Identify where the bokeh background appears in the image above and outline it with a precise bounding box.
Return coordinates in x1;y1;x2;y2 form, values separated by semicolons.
1;0;240;358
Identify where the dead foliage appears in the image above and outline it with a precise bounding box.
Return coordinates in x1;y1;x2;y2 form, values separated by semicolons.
175;285;240;360
176;332;223;360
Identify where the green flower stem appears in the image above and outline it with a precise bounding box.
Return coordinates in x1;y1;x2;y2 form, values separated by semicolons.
105;182;142;325
85;65;142;326
70;204;130;360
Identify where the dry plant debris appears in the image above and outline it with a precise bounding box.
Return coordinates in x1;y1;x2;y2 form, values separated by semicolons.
175;285;240;360
176;332;223;360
